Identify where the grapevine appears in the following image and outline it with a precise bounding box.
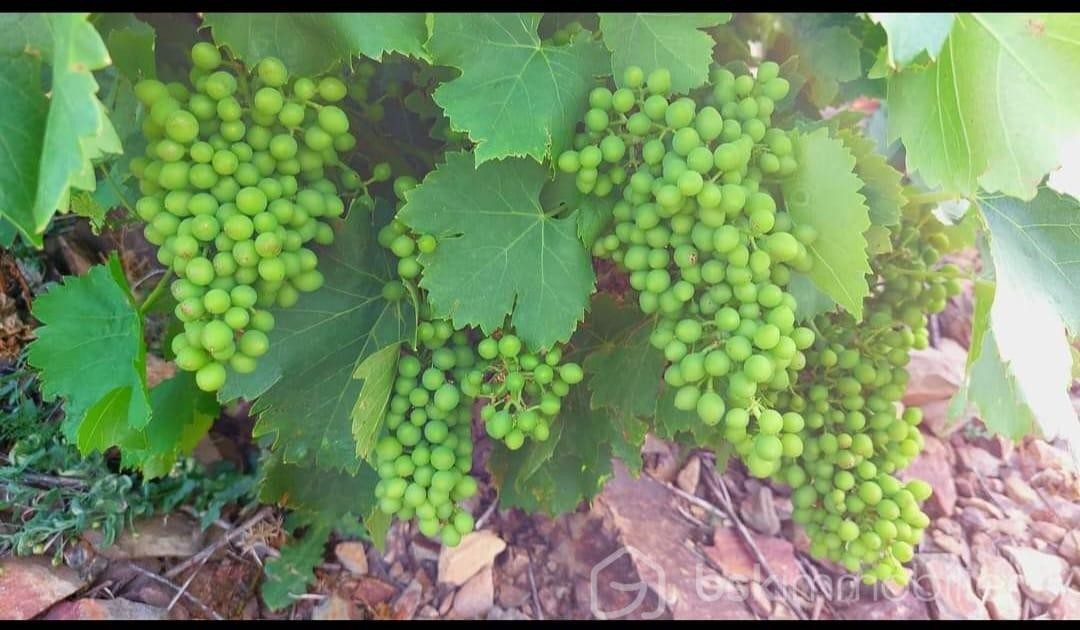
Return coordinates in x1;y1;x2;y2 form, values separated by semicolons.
6;12;1079;614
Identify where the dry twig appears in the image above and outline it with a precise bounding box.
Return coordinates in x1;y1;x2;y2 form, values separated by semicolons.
165;507;273;580
700;461;808;621
124;562;224;620
526;556;544;621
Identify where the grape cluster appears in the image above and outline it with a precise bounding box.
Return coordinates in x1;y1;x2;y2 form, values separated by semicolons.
474;336;582;450
345;59;386;123
376;175;437;282
373;317;480;547
557;63;816;478
779;206;963;584
132;41;383;392
548;20;589;45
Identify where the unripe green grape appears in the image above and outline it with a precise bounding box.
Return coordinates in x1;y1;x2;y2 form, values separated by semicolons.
646;68;672;95
762;77;790;101
135;79;169;107
606;86;633;113
195;362;227;392
317;76;347;102
617;65;644;89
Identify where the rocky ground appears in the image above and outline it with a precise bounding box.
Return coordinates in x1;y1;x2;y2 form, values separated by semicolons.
2;245;1079;620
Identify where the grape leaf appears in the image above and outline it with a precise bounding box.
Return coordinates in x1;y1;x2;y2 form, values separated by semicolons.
261;518;332;611
966;327;1036;440
94;13;157;81
489;385;641;514
967;277;1078;458
0;13;121;246
363;510;392;554
966;190;1080;455
577;295;663;417
340;13;430;62
0;55;48;243
351;342;400;463
835;128;904;256
135;372;219;479
0;218;15;247
398;151;595;350
491;450;609;516
965;278;996;370
204;12;429;77
259;456;380;518
782;127;872;320
27;255;150;448
788;272;837;322
783;15;863;108
888;14;1080;200
258;456;381;609
0;13;51;58
598;13;731;93
221;209;415;473
837;128;904;228
69;191;109;232
427;13;610;165
868;13;956;68
977;189;1080;336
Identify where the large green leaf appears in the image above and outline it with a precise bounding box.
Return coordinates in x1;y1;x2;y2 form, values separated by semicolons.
577;295;663;417
221;209;415;472
598;13;731;93
963;189;1080;452
978;189;1080;335
0;13;120;246
967;277;1077;452
868;13;955;68
26;256;150;448
427;13;610;165
782;127;872;320
888;14;1080;200
204;12;429;76
398;151;595;350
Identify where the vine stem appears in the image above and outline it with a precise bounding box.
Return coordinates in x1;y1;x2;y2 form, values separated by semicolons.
138;268;174;315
